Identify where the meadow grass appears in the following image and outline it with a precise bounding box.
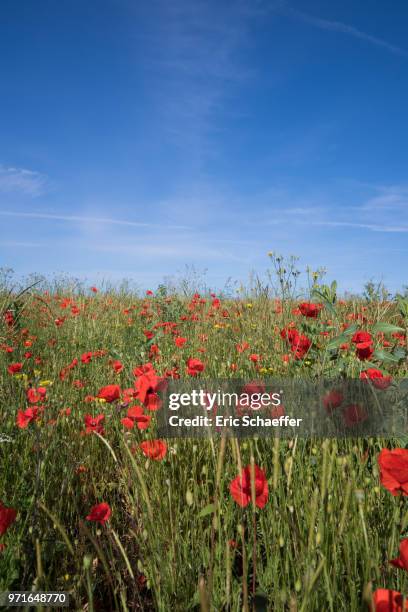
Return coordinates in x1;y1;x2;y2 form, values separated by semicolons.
1;284;408;611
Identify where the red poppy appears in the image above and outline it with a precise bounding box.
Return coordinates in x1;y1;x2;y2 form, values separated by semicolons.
352;330;372;344
86;502;111;525
140;439;167;460
360;368;392;390
175;337;187;347
280;327;300;344
322;390;344;413
343;404;368;427
355;341;374;361
112;360;124;373
229;465;269;509
298;302;323;318
97;384;121;403
378;448;408;496
390;539;408;572
0;501;17;536
7;363;22;375
372;588;408;611
84;414;105;435
81;352;93;364
27;387;47;404
291;334;312;360
236;342;250;353
186;358;205;376
16;407;40;429
121;405;151;430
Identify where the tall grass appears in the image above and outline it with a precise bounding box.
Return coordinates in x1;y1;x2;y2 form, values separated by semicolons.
1;280;407;610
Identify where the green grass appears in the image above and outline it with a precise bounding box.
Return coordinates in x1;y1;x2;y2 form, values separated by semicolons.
1;288;408;611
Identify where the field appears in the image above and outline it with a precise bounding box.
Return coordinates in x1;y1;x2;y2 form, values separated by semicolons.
1;269;408;611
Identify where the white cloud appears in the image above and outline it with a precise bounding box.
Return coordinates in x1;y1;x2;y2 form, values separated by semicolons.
274;3;408;57
0;210;191;231
0;166;47;196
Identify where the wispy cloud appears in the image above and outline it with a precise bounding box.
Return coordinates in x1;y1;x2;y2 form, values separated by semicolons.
362;185;408;210
276;3;408;58
0;166;47;196
0;210;191;231
305;220;408;233
142;0;256;167
0;240;44;248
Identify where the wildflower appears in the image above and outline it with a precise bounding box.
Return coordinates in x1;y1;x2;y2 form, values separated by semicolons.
16;407;40;429
97;384;121;403
86;502;111;525
0;501;17;536
175;336;187;348
84;414;105;435
7;363;22;375
355;341;374;361
378;448;408;496
140;439;167;460
372;588;408;611
343;404;368;428
121;405;151;430
186;358;205;377
322;390;344;413
229;465;269;509
298;302;323;318
390;539;408;572
360;368;392;390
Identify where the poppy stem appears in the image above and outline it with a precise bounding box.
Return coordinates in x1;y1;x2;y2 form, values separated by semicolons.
250;450;257;607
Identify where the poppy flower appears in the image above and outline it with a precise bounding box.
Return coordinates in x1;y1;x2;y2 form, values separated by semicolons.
352;331;372;344
140;439;167;460
378;448;408;496
112;360;124;373
322;390;344;413
390;539;408;572
186;358;205;377
291;334;312;360
121;405;151;430
16;407;40;429
229;464;269;509
372;588;408;611
298;302;323;318
84;414;105;435
280;327;300;344
175;337;187;348
360;368;392;390
86;502;111;525
0;501;17;536
355;341;374;361
27;387;47;404
97;384;121;403
7;363;22;375
236;342;250;353
343;404;368;428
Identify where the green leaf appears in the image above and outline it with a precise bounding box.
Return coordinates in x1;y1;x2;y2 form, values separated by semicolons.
326;334;350;350
373;350;400;363
325;325;358;350
198;503;216;518
393;347;407;360
372;322;405;334
311;289;337;318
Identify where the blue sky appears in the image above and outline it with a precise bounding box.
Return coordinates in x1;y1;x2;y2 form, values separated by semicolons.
1;0;408;294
